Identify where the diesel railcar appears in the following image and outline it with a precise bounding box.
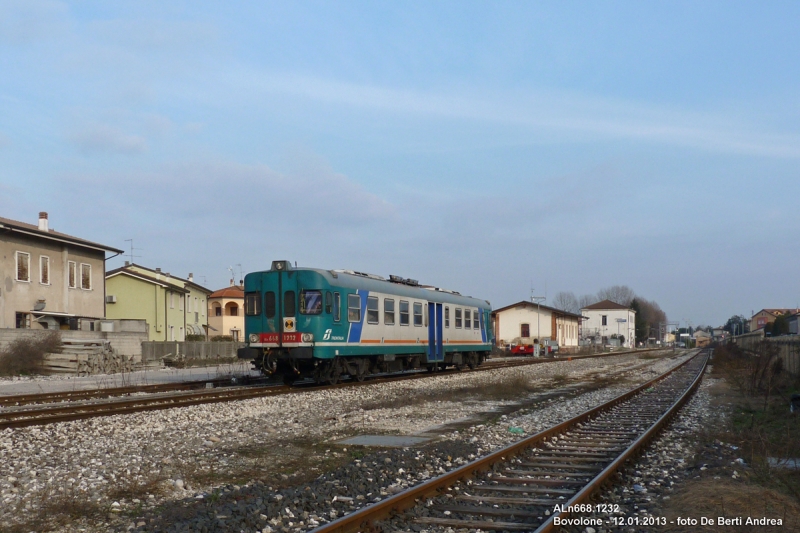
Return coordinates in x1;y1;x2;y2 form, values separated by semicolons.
238;260;493;384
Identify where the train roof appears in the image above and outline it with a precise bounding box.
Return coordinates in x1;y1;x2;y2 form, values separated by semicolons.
246;261;491;309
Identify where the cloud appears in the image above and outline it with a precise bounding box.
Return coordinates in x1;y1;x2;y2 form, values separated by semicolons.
68;124;147;154
230;70;800;159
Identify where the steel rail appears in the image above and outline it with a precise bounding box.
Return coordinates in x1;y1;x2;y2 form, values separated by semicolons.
309;349;704;533
0;348;670;430
0;377;246;406
532;350;707;532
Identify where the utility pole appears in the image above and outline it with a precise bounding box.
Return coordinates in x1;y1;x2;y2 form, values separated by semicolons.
531;289;546;356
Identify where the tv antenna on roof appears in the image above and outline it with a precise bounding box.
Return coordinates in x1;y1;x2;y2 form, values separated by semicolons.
123;239;142;264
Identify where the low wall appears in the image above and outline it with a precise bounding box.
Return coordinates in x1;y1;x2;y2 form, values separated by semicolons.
733;331;800;376
141;341;245;363
0;328;147;357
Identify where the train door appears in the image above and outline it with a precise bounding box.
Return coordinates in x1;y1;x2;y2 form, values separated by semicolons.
427;302;444;362
266;262;298;346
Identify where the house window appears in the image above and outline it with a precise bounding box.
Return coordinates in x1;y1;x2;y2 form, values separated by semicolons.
455;308;462;329
215;304;222;316
399;300;409;326
601;315;607;326
464;309;471;329
333;292;341;322
68;261;77;288
80;263;92;290
384;298;395;325
229;304;238;317
367;296;379;324
179;295;184;311
15;252;30;282
413;302;423;326
169;325;175;341
348;294;361;322
445;306;450;328
170;293;175;309
521;323;530;337
39;256;50;285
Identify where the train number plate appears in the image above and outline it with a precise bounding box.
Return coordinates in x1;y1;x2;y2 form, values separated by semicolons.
259;333;302;343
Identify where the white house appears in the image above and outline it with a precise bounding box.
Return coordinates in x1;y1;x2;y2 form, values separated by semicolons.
492;301;582;350
581;299;636;348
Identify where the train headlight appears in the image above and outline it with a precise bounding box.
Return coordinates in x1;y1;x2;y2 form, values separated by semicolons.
249;334;259;343
301;333;314;343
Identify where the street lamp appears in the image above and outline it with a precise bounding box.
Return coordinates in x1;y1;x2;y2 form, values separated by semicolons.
531;290;546;356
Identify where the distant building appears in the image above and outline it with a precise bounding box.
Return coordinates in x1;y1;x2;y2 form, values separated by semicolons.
0;212;123;330
208;282;244;342
105;263;211;341
693;330;712;347
750;309;800;332
491;301;581;349
580;299;636;348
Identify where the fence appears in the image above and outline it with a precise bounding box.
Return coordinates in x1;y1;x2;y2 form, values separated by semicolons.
141;341;245;363
733;331;800;376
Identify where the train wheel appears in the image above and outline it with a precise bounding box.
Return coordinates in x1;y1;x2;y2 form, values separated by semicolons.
467;352;478;370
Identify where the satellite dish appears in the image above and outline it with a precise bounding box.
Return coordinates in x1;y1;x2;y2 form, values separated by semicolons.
33;300;46;311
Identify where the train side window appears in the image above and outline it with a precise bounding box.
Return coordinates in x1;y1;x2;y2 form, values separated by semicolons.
455;308;462;328
475;310;481;330
325;291;332;314
384;298;395;325
265;291;276;318
333;292;341;322
444;306;450;328
284;291;296;317
464;309;471;329
367;296;379;324
245;292;262;316
399;300;409;326
348;294;361;322
413;302;422;326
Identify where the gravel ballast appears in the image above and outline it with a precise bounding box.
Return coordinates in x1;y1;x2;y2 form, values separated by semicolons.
0;351;691;532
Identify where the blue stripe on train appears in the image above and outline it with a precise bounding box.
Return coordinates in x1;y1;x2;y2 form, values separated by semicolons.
480;308;487;343
347;290;369;343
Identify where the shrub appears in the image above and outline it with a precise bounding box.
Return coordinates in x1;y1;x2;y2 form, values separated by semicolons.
185;334;206;341
0;331;62;376
211;335;234;342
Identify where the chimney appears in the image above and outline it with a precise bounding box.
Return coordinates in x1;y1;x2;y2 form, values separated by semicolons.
188;273;194;282
38;212;49;232
124;261;130;267
155;268;161;273
230;279;234;287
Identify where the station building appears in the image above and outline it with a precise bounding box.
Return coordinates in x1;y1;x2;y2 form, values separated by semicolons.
491;301;581;351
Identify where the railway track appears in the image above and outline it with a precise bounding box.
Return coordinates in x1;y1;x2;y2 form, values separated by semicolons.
0;348;668;430
310;349;707;533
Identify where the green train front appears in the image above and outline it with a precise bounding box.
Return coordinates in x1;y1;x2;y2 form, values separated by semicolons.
238;260;493;383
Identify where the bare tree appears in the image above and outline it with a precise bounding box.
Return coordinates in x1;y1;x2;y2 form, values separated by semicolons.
578;294;598;309
596;285;635;306
552;291;579;314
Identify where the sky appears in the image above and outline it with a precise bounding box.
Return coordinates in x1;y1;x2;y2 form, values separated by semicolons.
1;1;799;328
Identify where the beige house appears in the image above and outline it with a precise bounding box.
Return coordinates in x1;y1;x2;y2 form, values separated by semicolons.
491;301;582;349
207;282;244;341
0;212;123;330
